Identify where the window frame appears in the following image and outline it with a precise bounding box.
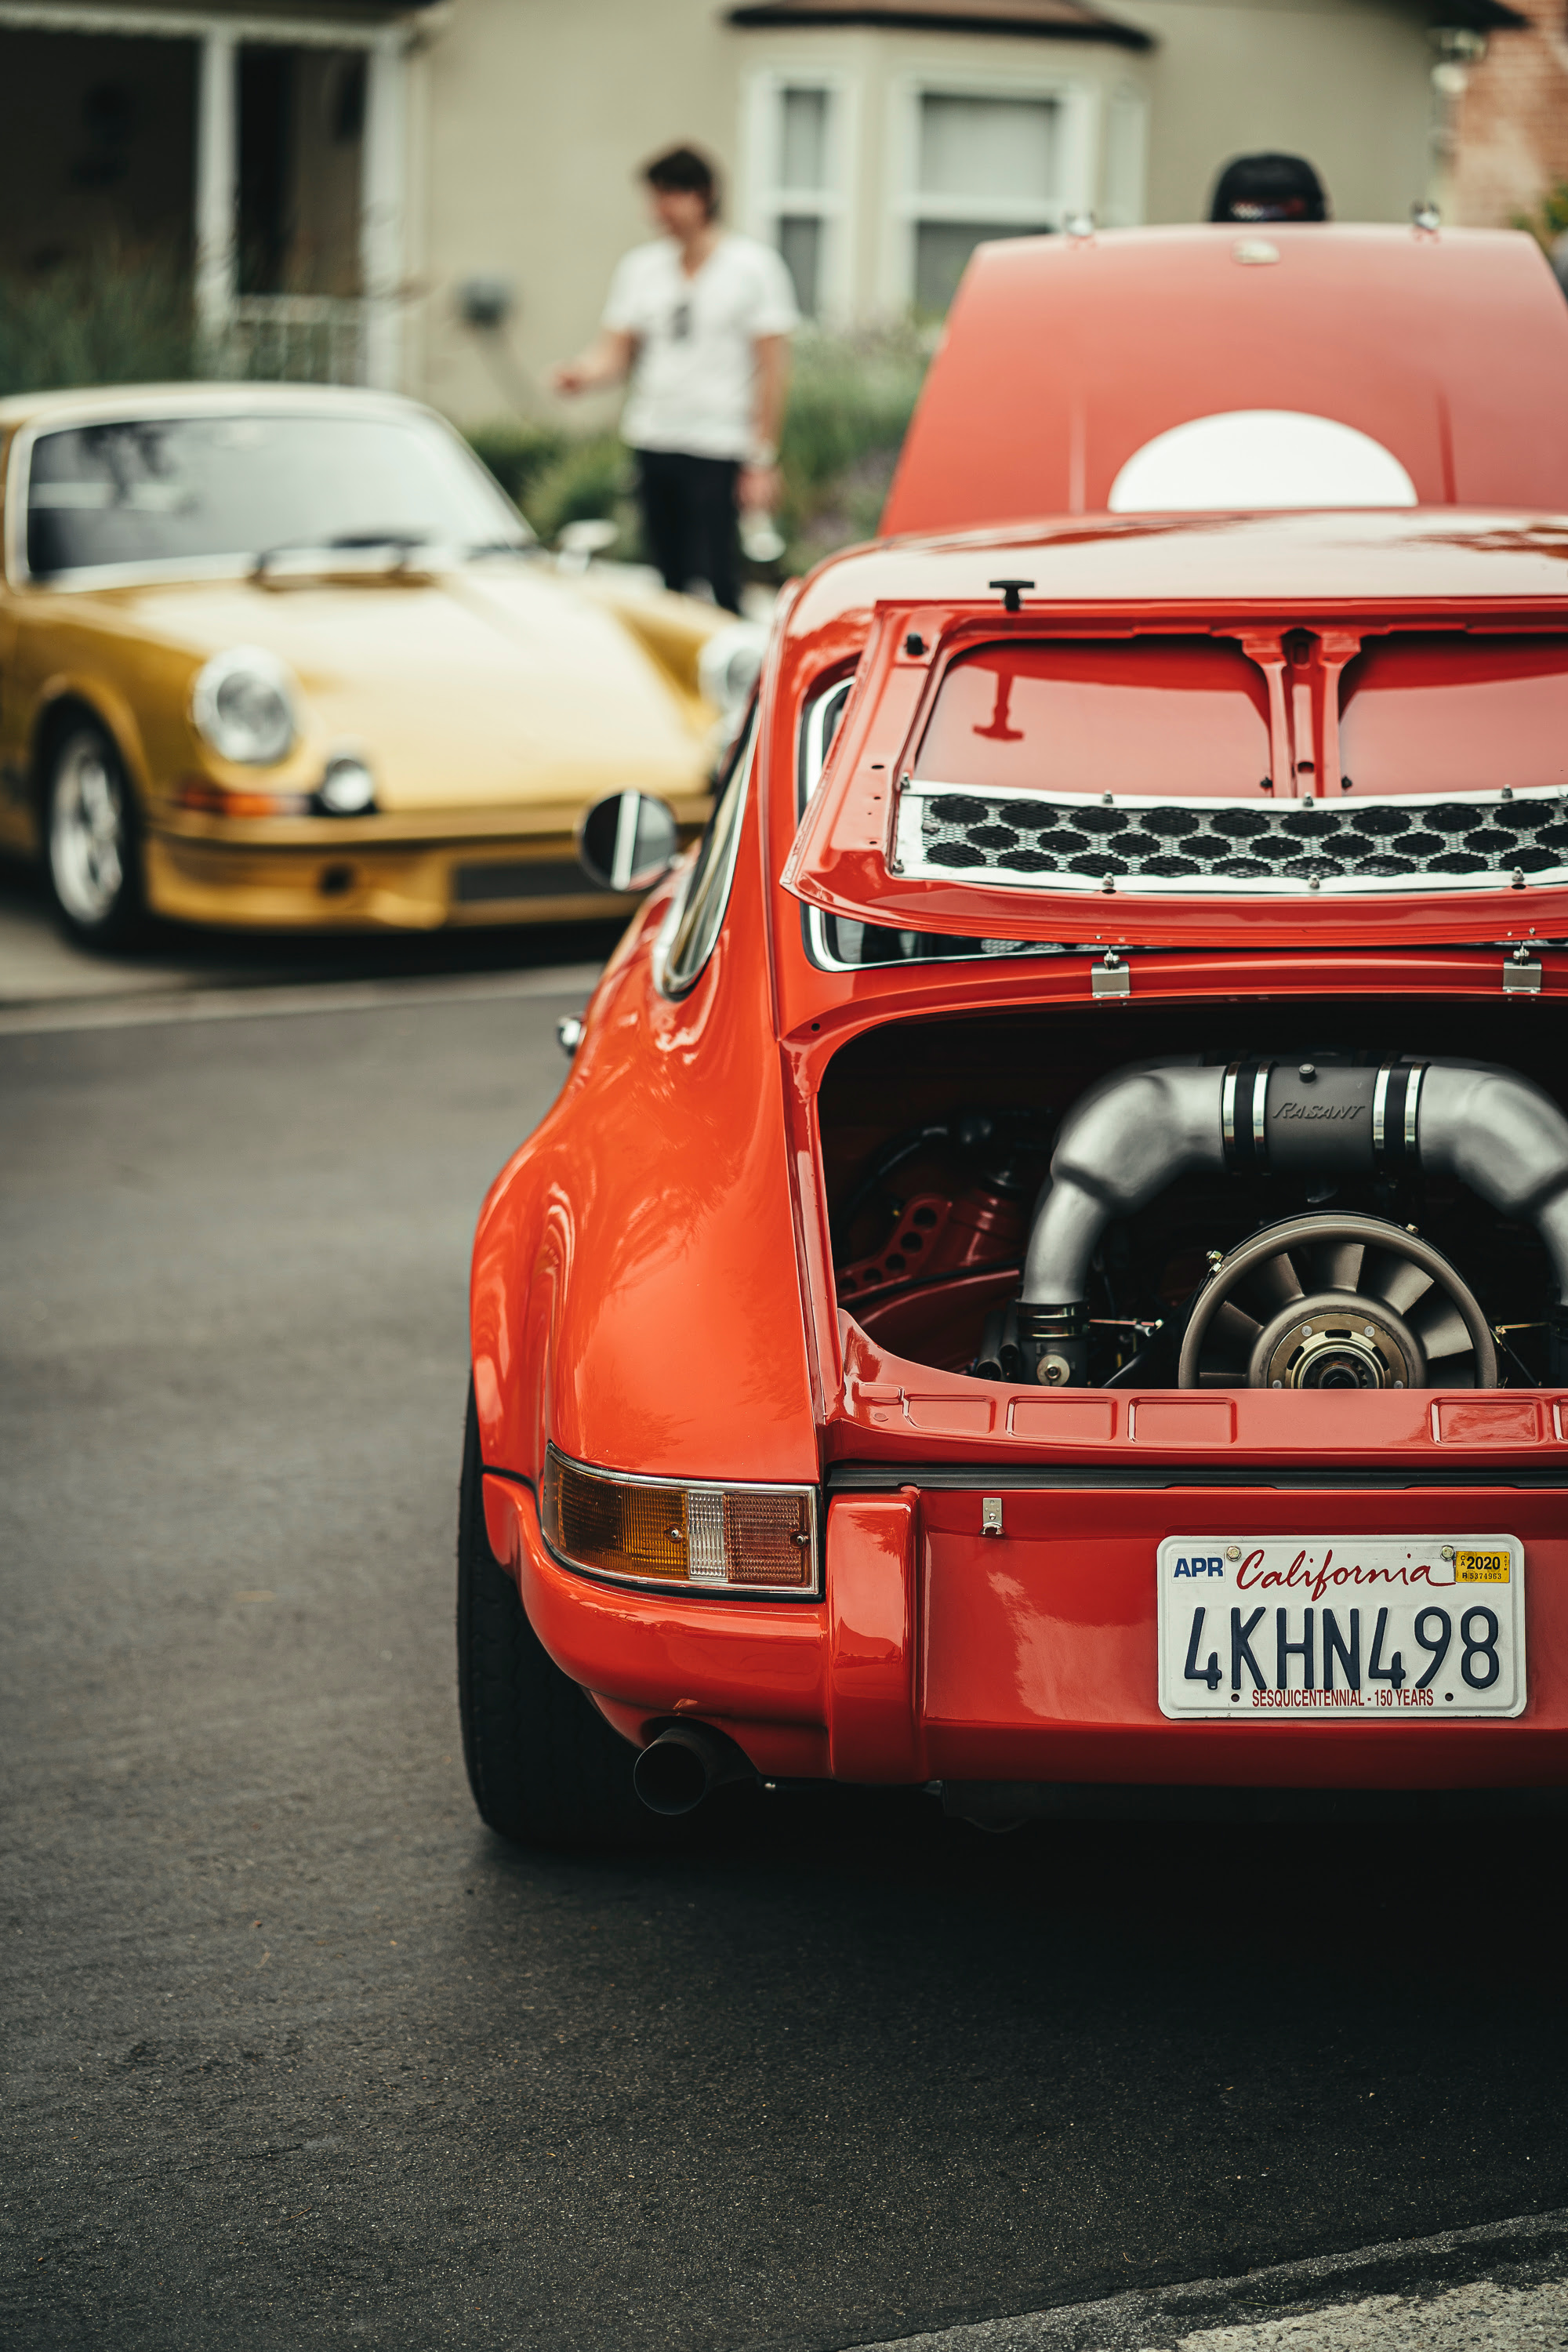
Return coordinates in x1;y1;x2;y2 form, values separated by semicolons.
742;67;858;321
884;69;1096;314
654;705;759;999
1100;85;1149;230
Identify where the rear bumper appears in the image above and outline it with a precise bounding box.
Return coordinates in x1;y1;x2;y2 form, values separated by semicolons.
481;1472;1568;1789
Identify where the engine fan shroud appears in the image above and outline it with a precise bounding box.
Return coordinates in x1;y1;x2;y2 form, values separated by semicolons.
1176;1211;1498;1391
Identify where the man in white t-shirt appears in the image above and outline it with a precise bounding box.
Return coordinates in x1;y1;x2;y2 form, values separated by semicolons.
551;145;799;612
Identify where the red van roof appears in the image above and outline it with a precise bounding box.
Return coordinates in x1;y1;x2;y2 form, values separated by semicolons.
880;225;1568;534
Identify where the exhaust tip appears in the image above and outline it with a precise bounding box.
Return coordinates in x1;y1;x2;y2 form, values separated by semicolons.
632;1724;755;1817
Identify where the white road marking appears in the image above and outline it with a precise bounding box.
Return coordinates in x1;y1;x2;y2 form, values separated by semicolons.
0;964;601;1037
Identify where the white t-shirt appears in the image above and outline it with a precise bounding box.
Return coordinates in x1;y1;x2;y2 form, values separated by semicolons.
603;234;800;462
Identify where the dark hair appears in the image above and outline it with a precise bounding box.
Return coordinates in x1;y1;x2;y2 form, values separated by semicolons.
1209;153;1328;224
644;145;720;220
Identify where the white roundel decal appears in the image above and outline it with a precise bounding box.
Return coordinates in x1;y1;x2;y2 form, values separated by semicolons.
1108;408;1418;513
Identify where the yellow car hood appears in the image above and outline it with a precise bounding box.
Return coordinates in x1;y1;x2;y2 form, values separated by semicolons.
90;561;715;813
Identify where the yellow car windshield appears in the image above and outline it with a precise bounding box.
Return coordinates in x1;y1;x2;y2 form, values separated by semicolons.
25;411;527;580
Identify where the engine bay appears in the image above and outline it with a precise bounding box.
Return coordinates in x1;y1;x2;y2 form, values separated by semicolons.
819;998;1568;1392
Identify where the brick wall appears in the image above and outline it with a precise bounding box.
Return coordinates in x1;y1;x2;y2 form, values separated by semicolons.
1453;21;1568;229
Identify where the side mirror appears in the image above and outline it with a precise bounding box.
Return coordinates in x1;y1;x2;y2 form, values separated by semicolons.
576;792;680;894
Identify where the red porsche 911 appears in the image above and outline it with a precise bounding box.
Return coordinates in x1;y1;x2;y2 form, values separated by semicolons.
460;223;1568;1842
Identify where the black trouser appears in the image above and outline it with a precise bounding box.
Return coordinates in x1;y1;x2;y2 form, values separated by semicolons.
633;448;742;613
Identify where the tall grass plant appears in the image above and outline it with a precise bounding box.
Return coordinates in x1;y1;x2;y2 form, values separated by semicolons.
0;248;198;401
777;322;930;572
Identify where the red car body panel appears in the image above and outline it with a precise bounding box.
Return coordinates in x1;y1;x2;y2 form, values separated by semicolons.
470;819;820;1489
477;1475;1568;1789
882;226;1568;532
470;230;1568;1795
780;514;1568;949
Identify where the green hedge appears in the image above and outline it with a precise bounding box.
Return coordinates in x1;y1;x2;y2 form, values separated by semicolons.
777;323;930;572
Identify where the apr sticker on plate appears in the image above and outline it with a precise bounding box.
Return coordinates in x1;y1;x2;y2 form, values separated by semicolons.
1156;1536;1526;1721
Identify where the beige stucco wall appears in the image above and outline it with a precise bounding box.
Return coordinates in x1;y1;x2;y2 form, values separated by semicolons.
1118;0;1435;225
404;0;1439;423
407;0;738;430
406;1;1152;421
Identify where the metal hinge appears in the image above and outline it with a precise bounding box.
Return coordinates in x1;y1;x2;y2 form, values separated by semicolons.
982;1496;1004;1537
1091;949;1131;998
1504;948;1542;996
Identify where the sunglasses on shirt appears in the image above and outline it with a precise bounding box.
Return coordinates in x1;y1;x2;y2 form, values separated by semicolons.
670;301;691;341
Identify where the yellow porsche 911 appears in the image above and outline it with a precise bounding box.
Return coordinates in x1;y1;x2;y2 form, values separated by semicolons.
0;383;759;945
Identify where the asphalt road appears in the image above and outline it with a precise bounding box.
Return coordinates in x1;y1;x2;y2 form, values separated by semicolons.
5;976;1568;2352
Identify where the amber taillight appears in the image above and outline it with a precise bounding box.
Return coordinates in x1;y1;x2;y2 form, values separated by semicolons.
540;1445;818;1595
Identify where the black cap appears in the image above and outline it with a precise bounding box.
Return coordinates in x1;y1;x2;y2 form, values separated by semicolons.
1209;153;1329;224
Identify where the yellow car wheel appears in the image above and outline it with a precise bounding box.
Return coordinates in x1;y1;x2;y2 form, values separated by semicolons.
45;720;143;949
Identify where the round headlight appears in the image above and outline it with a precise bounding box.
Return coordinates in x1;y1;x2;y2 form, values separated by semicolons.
191;647;299;767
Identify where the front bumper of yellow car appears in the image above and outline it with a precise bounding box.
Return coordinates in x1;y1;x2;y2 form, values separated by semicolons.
144;801;709;933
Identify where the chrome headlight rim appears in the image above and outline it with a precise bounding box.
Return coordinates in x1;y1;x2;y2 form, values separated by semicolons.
190;645;299;768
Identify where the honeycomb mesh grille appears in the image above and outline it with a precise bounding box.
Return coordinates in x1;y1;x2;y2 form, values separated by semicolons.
895;783;1568;896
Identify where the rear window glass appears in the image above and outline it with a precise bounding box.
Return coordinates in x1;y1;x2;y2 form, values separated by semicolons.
913;638;1272;797
1338;634;1568;795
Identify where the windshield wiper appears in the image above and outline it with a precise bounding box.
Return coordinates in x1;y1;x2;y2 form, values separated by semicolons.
327;530;433;552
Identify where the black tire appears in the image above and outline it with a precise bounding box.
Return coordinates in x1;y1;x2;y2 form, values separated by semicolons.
42;715;145;949
456;1383;654;1849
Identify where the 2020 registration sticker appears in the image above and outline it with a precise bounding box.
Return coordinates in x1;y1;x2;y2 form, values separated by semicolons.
1156;1537;1526;1721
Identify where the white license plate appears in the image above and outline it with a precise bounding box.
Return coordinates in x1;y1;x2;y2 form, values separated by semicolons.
1156;1535;1525;1720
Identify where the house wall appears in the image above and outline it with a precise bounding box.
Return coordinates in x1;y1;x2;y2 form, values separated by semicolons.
1113;0;1435;227
408;0;1149;422
408;0;734;430
409;0;1441;424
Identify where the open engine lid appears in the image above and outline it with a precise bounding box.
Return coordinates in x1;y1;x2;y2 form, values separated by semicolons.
779;514;1568;953
880;226;1568;533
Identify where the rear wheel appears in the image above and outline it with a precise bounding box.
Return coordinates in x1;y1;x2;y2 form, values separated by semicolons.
456;1384;652;1849
44;720;143;949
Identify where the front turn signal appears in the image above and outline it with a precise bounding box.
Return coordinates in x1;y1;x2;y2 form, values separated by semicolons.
540;1444;818;1595
174;776;310;818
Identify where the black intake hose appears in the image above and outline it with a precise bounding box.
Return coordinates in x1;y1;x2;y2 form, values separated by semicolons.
1018;1056;1568;1385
